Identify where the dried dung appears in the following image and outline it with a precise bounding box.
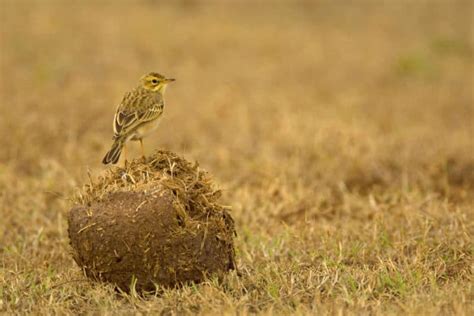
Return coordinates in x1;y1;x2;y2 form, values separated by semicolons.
68;150;236;292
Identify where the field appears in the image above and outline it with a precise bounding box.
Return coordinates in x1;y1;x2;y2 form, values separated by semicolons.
1;1;473;314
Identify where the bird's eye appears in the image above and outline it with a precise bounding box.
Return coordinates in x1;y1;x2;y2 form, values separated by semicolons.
151;79;158;84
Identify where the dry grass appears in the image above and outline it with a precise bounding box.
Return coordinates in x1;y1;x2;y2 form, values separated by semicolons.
0;1;473;314
75;150;226;212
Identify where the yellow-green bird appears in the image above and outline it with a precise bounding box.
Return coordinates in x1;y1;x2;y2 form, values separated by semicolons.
102;72;175;165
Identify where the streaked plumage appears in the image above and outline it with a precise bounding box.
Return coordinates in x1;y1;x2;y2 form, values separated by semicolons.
102;72;175;165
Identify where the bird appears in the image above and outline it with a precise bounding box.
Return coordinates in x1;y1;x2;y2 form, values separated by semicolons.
102;72;175;165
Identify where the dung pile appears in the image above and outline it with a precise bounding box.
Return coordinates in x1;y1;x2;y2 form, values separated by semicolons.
68;150;236;292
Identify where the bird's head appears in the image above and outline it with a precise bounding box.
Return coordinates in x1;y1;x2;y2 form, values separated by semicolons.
140;72;175;93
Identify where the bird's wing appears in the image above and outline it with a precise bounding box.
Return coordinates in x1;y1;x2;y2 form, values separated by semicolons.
113;93;163;139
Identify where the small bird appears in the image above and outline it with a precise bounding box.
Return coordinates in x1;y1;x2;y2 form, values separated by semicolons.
102;72;175;165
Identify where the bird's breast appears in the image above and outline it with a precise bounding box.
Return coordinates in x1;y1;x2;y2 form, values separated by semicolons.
132;117;162;140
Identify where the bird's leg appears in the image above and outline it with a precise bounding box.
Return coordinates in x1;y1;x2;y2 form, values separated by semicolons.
140;139;146;160
123;144;128;167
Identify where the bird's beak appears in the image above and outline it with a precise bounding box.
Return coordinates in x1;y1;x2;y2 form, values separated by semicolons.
165;78;176;83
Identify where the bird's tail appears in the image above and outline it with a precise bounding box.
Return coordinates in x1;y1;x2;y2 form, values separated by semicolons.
102;138;125;165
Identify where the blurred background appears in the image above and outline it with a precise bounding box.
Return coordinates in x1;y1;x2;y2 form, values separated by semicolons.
1;0;471;175
0;0;473;312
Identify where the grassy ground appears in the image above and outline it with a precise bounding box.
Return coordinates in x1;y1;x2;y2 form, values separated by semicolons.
1;1;473;314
